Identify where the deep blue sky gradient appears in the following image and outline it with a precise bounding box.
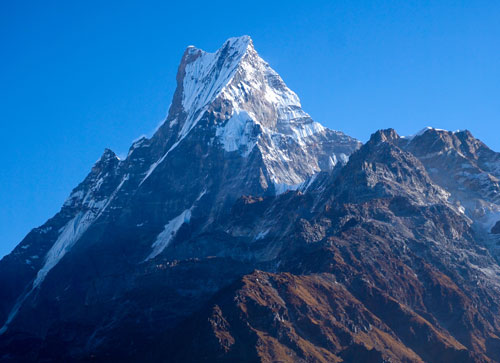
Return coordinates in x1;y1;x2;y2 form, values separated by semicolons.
1;0;499;257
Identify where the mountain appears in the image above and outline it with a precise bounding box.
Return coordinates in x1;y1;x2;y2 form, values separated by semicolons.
0;36;360;360
1;36;500;362
161;129;500;362
397;127;500;260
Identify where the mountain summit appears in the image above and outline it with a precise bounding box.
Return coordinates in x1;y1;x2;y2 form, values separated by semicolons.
146;35;360;189
1;37;500;362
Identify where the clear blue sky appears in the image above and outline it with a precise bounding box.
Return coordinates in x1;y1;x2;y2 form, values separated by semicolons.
1;0;499;257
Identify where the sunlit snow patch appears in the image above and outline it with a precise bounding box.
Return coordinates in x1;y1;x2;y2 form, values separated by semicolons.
216;111;258;156
146;209;192;261
145;191;206;261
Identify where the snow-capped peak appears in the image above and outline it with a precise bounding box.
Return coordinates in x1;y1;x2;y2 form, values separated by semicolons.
170;35;325;146
180;36;253;118
140;36;359;190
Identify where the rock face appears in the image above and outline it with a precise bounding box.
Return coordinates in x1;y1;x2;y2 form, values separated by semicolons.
1;37;500;362
396;127;500;260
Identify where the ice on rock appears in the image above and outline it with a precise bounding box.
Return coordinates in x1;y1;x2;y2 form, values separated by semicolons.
215;111;258;156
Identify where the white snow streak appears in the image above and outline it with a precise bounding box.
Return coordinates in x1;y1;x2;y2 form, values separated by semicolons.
0;212;93;335
1;173;129;334
33;212;92;289
146;209;192;261
145;191;206;260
